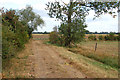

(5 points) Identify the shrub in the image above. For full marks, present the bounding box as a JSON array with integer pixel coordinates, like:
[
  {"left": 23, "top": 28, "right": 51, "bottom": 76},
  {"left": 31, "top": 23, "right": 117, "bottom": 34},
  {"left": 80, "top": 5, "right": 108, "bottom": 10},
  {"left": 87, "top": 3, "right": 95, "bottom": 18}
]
[
  {"left": 104, "top": 35, "right": 110, "bottom": 41},
  {"left": 113, "top": 36, "right": 118, "bottom": 41},
  {"left": 88, "top": 35, "right": 97, "bottom": 41},
  {"left": 49, "top": 31, "right": 66, "bottom": 46},
  {"left": 2, "top": 25, "right": 17, "bottom": 59},
  {"left": 109, "top": 32, "right": 115, "bottom": 41},
  {"left": 49, "top": 31, "right": 59, "bottom": 44},
  {"left": 104, "top": 33, "right": 117, "bottom": 41},
  {"left": 2, "top": 10, "right": 29, "bottom": 59},
  {"left": 117, "top": 33, "right": 120, "bottom": 41},
  {"left": 98, "top": 35, "right": 104, "bottom": 40}
]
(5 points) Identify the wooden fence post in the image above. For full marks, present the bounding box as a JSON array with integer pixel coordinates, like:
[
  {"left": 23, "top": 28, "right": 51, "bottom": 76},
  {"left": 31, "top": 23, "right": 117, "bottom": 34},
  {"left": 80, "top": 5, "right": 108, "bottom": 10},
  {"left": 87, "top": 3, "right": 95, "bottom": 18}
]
[{"left": 95, "top": 42, "right": 97, "bottom": 52}]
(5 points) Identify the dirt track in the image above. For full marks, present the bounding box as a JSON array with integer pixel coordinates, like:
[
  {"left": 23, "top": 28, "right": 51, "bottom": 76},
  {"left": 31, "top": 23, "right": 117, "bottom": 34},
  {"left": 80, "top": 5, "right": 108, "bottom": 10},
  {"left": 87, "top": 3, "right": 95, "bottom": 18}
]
[{"left": 31, "top": 39, "right": 85, "bottom": 78}]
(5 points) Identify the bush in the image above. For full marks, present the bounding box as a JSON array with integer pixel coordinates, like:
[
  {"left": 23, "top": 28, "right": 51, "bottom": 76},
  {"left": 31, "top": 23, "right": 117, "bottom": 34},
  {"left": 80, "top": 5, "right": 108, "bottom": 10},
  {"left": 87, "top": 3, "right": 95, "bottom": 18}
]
[
  {"left": 113, "top": 36, "right": 118, "bottom": 41},
  {"left": 98, "top": 35, "right": 104, "bottom": 40},
  {"left": 49, "top": 31, "right": 66, "bottom": 46},
  {"left": 49, "top": 31, "right": 59, "bottom": 44},
  {"left": 104, "top": 33, "right": 117, "bottom": 41},
  {"left": 117, "top": 33, "right": 120, "bottom": 41},
  {"left": 109, "top": 32, "right": 115, "bottom": 41},
  {"left": 104, "top": 35, "right": 110, "bottom": 41},
  {"left": 2, "top": 10, "right": 29, "bottom": 59},
  {"left": 88, "top": 35, "right": 97, "bottom": 41}
]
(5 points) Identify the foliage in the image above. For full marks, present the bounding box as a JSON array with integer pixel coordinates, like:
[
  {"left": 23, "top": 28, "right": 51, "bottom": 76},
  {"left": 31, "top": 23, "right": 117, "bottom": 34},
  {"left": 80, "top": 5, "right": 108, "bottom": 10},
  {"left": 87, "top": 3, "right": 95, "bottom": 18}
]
[
  {"left": 104, "top": 32, "right": 118, "bottom": 41},
  {"left": 2, "top": 9, "right": 29, "bottom": 59},
  {"left": 18, "top": 5, "right": 44, "bottom": 38},
  {"left": 2, "top": 6, "right": 44, "bottom": 59},
  {"left": 46, "top": 0, "right": 119, "bottom": 47},
  {"left": 98, "top": 35, "right": 104, "bottom": 40},
  {"left": 88, "top": 35, "right": 97, "bottom": 41},
  {"left": 104, "top": 35, "right": 110, "bottom": 41},
  {"left": 117, "top": 33, "right": 120, "bottom": 41},
  {"left": 49, "top": 31, "right": 66, "bottom": 46},
  {"left": 109, "top": 32, "right": 115, "bottom": 40},
  {"left": 49, "top": 31, "right": 59, "bottom": 44}
]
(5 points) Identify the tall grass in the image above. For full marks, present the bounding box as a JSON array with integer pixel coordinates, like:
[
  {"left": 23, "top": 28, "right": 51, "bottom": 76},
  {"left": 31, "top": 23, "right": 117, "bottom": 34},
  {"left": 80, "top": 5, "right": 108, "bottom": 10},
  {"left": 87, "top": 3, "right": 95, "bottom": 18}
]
[{"left": 68, "top": 41, "right": 118, "bottom": 69}]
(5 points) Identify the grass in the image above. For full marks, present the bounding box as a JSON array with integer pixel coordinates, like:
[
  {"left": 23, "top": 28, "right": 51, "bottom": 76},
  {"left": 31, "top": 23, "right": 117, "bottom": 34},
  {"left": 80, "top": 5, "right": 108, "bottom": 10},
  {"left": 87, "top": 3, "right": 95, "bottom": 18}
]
[
  {"left": 32, "top": 34, "right": 118, "bottom": 78},
  {"left": 2, "top": 40, "right": 35, "bottom": 78},
  {"left": 54, "top": 45, "right": 118, "bottom": 78},
  {"left": 33, "top": 38, "right": 48, "bottom": 40},
  {"left": 68, "top": 41, "right": 118, "bottom": 69},
  {"left": 43, "top": 34, "right": 118, "bottom": 69},
  {"left": 43, "top": 40, "right": 64, "bottom": 47}
]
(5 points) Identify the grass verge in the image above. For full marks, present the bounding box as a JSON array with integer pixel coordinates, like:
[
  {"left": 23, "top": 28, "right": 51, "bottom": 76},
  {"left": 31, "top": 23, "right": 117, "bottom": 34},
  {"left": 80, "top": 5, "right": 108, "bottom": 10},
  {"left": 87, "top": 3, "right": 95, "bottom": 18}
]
[{"left": 2, "top": 40, "right": 35, "bottom": 78}]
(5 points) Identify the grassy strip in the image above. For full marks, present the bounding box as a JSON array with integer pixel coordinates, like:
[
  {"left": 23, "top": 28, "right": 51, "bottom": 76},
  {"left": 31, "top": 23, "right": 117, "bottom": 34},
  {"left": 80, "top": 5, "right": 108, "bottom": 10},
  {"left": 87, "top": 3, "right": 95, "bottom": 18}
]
[
  {"left": 33, "top": 38, "right": 48, "bottom": 40},
  {"left": 58, "top": 47, "right": 118, "bottom": 78},
  {"left": 44, "top": 40, "right": 118, "bottom": 78},
  {"left": 2, "top": 40, "right": 35, "bottom": 78},
  {"left": 68, "top": 48, "right": 118, "bottom": 70},
  {"left": 44, "top": 40, "right": 118, "bottom": 69}
]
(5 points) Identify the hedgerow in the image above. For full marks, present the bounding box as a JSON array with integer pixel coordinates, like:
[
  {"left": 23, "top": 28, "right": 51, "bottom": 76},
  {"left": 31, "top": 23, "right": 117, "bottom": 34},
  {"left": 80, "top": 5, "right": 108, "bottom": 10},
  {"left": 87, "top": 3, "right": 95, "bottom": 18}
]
[{"left": 2, "top": 10, "right": 29, "bottom": 59}]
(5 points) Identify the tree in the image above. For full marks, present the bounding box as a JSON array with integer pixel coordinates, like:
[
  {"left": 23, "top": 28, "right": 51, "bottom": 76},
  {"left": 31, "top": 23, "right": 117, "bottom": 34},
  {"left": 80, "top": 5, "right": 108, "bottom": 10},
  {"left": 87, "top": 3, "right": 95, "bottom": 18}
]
[
  {"left": 18, "top": 5, "right": 44, "bottom": 38},
  {"left": 53, "top": 26, "right": 58, "bottom": 32},
  {"left": 46, "top": 0, "right": 119, "bottom": 47}
]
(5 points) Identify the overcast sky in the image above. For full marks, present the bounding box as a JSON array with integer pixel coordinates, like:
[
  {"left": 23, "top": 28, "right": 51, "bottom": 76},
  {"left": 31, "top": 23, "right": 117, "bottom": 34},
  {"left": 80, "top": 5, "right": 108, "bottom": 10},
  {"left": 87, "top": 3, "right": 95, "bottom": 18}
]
[{"left": 0, "top": 0, "right": 118, "bottom": 32}]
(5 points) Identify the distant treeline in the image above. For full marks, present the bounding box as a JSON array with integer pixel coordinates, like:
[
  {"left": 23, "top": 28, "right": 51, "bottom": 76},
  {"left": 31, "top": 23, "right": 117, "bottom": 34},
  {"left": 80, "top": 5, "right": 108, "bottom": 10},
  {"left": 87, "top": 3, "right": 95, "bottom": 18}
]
[
  {"left": 85, "top": 31, "right": 119, "bottom": 34},
  {"left": 32, "top": 31, "right": 50, "bottom": 34},
  {"left": 33, "top": 31, "right": 119, "bottom": 34}
]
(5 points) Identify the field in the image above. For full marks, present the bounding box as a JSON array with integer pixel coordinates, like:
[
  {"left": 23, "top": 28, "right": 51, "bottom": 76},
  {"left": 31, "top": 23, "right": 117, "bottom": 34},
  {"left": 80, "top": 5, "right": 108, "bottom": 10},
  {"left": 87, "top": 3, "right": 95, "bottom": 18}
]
[
  {"left": 85, "top": 34, "right": 118, "bottom": 40},
  {"left": 69, "top": 41, "right": 118, "bottom": 69},
  {"left": 3, "top": 34, "right": 118, "bottom": 78}
]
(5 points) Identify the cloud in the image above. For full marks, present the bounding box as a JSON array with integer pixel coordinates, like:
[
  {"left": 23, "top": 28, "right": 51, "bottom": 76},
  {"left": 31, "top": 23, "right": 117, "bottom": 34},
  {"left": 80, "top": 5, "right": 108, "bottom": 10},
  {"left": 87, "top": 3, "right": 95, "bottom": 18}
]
[{"left": 0, "top": 0, "right": 29, "bottom": 5}]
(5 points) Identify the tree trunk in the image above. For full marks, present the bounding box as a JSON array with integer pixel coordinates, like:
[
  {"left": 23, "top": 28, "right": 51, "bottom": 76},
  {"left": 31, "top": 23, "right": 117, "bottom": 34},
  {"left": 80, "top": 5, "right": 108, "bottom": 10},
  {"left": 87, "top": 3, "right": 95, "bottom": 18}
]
[{"left": 65, "top": 1, "right": 73, "bottom": 47}]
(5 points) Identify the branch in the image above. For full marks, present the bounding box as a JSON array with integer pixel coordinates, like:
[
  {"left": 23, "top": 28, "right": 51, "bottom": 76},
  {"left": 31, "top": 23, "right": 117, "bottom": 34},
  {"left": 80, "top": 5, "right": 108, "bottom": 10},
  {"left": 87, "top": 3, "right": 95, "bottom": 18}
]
[{"left": 60, "top": 0, "right": 68, "bottom": 5}]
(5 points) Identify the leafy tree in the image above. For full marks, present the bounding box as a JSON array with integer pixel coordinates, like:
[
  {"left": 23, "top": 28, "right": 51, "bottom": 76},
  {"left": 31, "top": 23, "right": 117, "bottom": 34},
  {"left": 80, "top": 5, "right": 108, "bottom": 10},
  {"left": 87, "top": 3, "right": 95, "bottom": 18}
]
[
  {"left": 46, "top": 0, "right": 119, "bottom": 47},
  {"left": 18, "top": 5, "right": 44, "bottom": 38}
]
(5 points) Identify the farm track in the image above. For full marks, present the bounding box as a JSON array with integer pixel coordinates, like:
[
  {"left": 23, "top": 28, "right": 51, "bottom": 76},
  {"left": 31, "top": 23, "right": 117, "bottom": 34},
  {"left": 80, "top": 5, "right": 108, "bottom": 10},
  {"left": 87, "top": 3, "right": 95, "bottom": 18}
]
[{"left": 31, "top": 39, "right": 85, "bottom": 78}]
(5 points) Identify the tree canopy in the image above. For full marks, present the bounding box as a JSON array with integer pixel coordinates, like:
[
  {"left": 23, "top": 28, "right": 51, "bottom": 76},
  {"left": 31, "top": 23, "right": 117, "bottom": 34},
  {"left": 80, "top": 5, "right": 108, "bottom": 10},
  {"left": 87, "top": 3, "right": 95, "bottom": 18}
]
[
  {"left": 46, "top": 0, "right": 119, "bottom": 47},
  {"left": 18, "top": 5, "right": 44, "bottom": 38}
]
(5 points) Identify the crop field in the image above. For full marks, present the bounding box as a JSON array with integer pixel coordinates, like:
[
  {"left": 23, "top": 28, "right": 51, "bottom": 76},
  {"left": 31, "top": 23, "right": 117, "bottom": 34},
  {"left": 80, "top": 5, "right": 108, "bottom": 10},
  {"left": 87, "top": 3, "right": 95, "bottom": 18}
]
[
  {"left": 69, "top": 41, "right": 118, "bottom": 69},
  {"left": 32, "top": 34, "right": 49, "bottom": 40},
  {"left": 85, "top": 34, "right": 118, "bottom": 40}
]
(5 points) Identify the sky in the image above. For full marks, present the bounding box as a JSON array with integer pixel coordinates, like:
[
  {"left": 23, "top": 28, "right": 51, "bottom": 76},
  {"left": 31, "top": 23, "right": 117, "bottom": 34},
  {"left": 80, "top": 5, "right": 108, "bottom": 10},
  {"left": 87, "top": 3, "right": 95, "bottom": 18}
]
[{"left": 0, "top": 0, "right": 118, "bottom": 32}]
